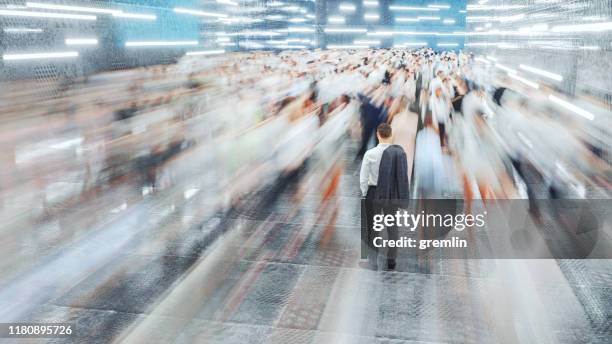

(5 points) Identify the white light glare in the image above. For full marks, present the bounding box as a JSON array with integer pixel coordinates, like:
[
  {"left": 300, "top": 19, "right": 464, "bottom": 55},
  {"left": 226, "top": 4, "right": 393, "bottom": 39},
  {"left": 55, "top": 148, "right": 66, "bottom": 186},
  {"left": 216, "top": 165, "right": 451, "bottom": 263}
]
[
  {"left": 217, "top": 0, "right": 239, "bottom": 6},
  {"left": 443, "top": 19, "right": 455, "bottom": 24},
  {"left": 0, "top": 9, "right": 96, "bottom": 20},
  {"left": 327, "top": 44, "right": 369, "bottom": 49},
  {"left": 396, "top": 17, "right": 419, "bottom": 22},
  {"left": 186, "top": 50, "right": 225, "bottom": 56},
  {"left": 364, "top": 13, "right": 380, "bottom": 20},
  {"left": 339, "top": 3, "right": 356, "bottom": 12},
  {"left": 438, "top": 43, "right": 458, "bottom": 47},
  {"left": 428, "top": 4, "right": 450, "bottom": 9},
  {"left": 328, "top": 16, "right": 345, "bottom": 23},
  {"left": 354, "top": 40, "right": 380, "bottom": 45},
  {"left": 125, "top": 41, "right": 199, "bottom": 47},
  {"left": 363, "top": 1, "right": 378, "bottom": 7},
  {"left": 3, "top": 51, "right": 79, "bottom": 61},
  {"left": 112, "top": 12, "right": 156, "bottom": 20},
  {"left": 174, "top": 8, "right": 228, "bottom": 18},
  {"left": 325, "top": 27, "right": 367, "bottom": 33},
  {"left": 65, "top": 38, "right": 98, "bottom": 45},
  {"left": 3, "top": 27, "right": 43, "bottom": 33},
  {"left": 389, "top": 6, "right": 439, "bottom": 11},
  {"left": 495, "top": 63, "right": 517, "bottom": 74},
  {"left": 26, "top": 2, "right": 119, "bottom": 14},
  {"left": 552, "top": 22, "right": 612, "bottom": 33},
  {"left": 417, "top": 16, "right": 440, "bottom": 20},
  {"left": 508, "top": 73, "right": 539, "bottom": 89},
  {"left": 519, "top": 64, "right": 563, "bottom": 81},
  {"left": 548, "top": 95, "right": 595, "bottom": 120}
]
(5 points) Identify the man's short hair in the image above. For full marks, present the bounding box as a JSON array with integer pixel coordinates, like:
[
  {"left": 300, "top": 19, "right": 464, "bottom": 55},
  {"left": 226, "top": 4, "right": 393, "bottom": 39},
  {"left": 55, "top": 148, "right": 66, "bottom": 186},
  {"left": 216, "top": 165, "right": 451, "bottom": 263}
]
[{"left": 377, "top": 123, "right": 392, "bottom": 139}]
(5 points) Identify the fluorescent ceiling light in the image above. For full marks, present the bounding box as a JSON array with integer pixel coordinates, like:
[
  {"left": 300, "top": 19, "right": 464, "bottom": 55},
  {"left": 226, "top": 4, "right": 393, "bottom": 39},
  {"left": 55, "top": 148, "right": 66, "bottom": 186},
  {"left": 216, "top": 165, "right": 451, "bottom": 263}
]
[
  {"left": 428, "top": 4, "right": 450, "bottom": 9},
  {"left": 217, "top": 0, "right": 238, "bottom": 6},
  {"left": 186, "top": 50, "right": 225, "bottom": 56},
  {"left": 0, "top": 9, "right": 96, "bottom": 20},
  {"left": 417, "top": 16, "right": 440, "bottom": 20},
  {"left": 267, "top": 1, "right": 285, "bottom": 7},
  {"left": 65, "top": 38, "right": 98, "bottom": 45},
  {"left": 551, "top": 22, "right": 612, "bottom": 33},
  {"left": 218, "top": 42, "right": 235, "bottom": 46},
  {"left": 328, "top": 16, "right": 345, "bottom": 23},
  {"left": 363, "top": 1, "right": 378, "bottom": 7},
  {"left": 519, "top": 64, "right": 563, "bottom": 81},
  {"left": 339, "top": 3, "right": 356, "bottom": 12},
  {"left": 495, "top": 63, "right": 517, "bottom": 74},
  {"left": 26, "top": 2, "right": 119, "bottom": 14},
  {"left": 396, "top": 17, "right": 419, "bottom": 22},
  {"left": 125, "top": 41, "right": 199, "bottom": 47},
  {"left": 364, "top": 13, "right": 379, "bottom": 20},
  {"left": 174, "top": 8, "right": 228, "bottom": 18},
  {"left": 287, "top": 27, "right": 315, "bottom": 32},
  {"left": 354, "top": 40, "right": 380, "bottom": 45},
  {"left": 216, "top": 37, "right": 230, "bottom": 42},
  {"left": 443, "top": 19, "right": 455, "bottom": 24},
  {"left": 508, "top": 73, "right": 539, "bottom": 89},
  {"left": 288, "top": 18, "right": 306, "bottom": 22},
  {"left": 3, "top": 51, "right": 79, "bottom": 61},
  {"left": 325, "top": 27, "right": 367, "bottom": 33},
  {"left": 438, "top": 43, "right": 458, "bottom": 47},
  {"left": 467, "top": 5, "right": 526, "bottom": 11},
  {"left": 548, "top": 95, "right": 595, "bottom": 120},
  {"left": 3, "top": 27, "right": 43, "bottom": 33},
  {"left": 112, "top": 12, "right": 156, "bottom": 20},
  {"left": 389, "top": 6, "right": 439, "bottom": 11}
]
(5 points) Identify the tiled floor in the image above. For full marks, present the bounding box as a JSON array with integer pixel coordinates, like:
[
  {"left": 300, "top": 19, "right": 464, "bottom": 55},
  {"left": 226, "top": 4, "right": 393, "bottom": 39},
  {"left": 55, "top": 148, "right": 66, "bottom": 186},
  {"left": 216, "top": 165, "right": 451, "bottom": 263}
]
[{"left": 0, "top": 146, "right": 610, "bottom": 344}]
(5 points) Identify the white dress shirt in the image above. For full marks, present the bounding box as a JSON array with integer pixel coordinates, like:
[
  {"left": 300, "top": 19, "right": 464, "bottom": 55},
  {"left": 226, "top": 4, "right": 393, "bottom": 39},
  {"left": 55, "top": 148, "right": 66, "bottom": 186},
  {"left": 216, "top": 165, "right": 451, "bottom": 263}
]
[{"left": 359, "top": 143, "right": 390, "bottom": 196}]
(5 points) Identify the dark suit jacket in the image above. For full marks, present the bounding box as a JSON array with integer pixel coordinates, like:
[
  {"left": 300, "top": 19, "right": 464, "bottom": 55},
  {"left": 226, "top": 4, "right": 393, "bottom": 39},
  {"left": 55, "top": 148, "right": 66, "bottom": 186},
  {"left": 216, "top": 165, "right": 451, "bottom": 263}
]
[{"left": 375, "top": 145, "right": 410, "bottom": 201}]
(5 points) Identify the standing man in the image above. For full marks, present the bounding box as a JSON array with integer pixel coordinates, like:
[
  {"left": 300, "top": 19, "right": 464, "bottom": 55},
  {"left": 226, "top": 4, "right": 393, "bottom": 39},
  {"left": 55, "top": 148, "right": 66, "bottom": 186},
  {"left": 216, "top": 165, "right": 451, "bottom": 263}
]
[{"left": 360, "top": 123, "right": 407, "bottom": 270}]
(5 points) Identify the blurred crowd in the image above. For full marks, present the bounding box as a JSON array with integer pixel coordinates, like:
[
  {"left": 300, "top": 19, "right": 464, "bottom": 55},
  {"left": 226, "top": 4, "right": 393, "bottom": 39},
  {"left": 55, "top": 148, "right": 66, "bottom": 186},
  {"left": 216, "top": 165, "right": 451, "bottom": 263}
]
[{"left": 0, "top": 47, "right": 610, "bottom": 221}]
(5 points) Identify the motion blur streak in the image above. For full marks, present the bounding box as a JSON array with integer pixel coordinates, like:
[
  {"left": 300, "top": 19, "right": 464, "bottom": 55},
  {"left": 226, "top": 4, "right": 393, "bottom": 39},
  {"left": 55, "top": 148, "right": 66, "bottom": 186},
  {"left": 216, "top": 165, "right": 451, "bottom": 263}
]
[{"left": 0, "top": 48, "right": 610, "bottom": 343}]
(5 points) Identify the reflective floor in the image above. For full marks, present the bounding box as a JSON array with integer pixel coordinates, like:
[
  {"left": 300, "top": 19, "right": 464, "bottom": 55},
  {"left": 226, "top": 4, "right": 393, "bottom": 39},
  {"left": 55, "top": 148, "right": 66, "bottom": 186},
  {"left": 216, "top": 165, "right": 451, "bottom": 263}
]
[{"left": 1, "top": 142, "right": 610, "bottom": 344}]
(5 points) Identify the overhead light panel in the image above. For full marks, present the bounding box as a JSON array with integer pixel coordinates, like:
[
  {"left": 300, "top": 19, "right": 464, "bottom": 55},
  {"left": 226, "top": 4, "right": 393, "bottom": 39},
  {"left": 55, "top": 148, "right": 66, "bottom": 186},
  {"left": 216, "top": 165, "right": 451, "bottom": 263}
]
[
  {"left": 339, "top": 3, "right": 356, "bottom": 12},
  {"left": 364, "top": 13, "right": 379, "bottom": 20},
  {"left": 112, "top": 12, "right": 156, "bottom": 20},
  {"left": 363, "top": 1, "right": 378, "bottom": 7},
  {"left": 417, "top": 16, "right": 440, "bottom": 20},
  {"left": 548, "top": 95, "right": 595, "bottom": 120},
  {"left": 519, "top": 64, "right": 563, "bottom": 81},
  {"left": 428, "top": 4, "right": 450, "bottom": 9},
  {"left": 0, "top": 9, "right": 96, "bottom": 20},
  {"left": 26, "top": 2, "right": 119, "bottom": 14},
  {"left": 508, "top": 73, "right": 539, "bottom": 89},
  {"left": 396, "top": 17, "right": 419, "bottom": 22},
  {"left": 125, "top": 41, "right": 199, "bottom": 47},
  {"left": 3, "top": 51, "right": 79, "bottom": 61},
  {"left": 3, "top": 27, "right": 43, "bottom": 33},
  {"left": 389, "top": 6, "right": 439, "bottom": 11},
  {"left": 174, "top": 8, "right": 228, "bottom": 18},
  {"left": 328, "top": 16, "right": 345, "bottom": 23},
  {"left": 551, "top": 22, "right": 612, "bottom": 33},
  {"left": 217, "top": 0, "right": 238, "bottom": 6},
  {"left": 443, "top": 19, "right": 455, "bottom": 24},
  {"left": 325, "top": 27, "right": 367, "bottom": 33}
]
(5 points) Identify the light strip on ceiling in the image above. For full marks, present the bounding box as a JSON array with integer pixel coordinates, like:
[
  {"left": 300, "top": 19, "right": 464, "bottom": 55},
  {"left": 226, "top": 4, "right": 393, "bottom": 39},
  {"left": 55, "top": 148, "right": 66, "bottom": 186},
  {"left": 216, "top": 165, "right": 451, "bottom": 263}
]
[
  {"left": 3, "top": 51, "right": 79, "bottom": 61},
  {"left": 25, "top": 2, "right": 119, "bottom": 14},
  {"left": 339, "top": 4, "right": 356, "bottom": 12},
  {"left": 389, "top": 6, "right": 439, "bottom": 11},
  {"left": 443, "top": 19, "right": 455, "bottom": 24},
  {"left": 396, "top": 17, "right": 419, "bottom": 22},
  {"left": 428, "top": 4, "right": 450, "bottom": 9},
  {"left": 174, "top": 8, "right": 228, "bottom": 18},
  {"left": 65, "top": 38, "right": 98, "bottom": 45},
  {"left": 363, "top": 1, "right": 378, "bottom": 7},
  {"left": 438, "top": 43, "right": 458, "bottom": 47},
  {"left": 508, "top": 73, "right": 539, "bottom": 89},
  {"left": 364, "top": 14, "right": 380, "bottom": 20},
  {"left": 217, "top": 0, "right": 238, "bottom": 6},
  {"left": 548, "top": 95, "right": 595, "bottom": 120},
  {"left": 417, "top": 16, "right": 440, "bottom": 20},
  {"left": 3, "top": 27, "right": 43, "bottom": 33},
  {"left": 551, "top": 21, "right": 612, "bottom": 33},
  {"left": 186, "top": 50, "right": 225, "bottom": 56},
  {"left": 112, "top": 12, "right": 156, "bottom": 20},
  {"left": 354, "top": 40, "right": 380, "bottom": 45},
  {"left": 495, "top": 63, "right": 517, "bottom": 74},
  {"left": 125, "top": 41, "right": 199, "bottom": 47},
  {"left": 325, "top": 28, "right": 367, "bottom": 33},
  {"left": 0, "top": 9, "right": 96, "bottom": 20},
  {"left": 328, "top": 16, "right": 345, "bottom": 23},
  {"left": 519, "top": 64, "right": 563, "bottom": 81}
]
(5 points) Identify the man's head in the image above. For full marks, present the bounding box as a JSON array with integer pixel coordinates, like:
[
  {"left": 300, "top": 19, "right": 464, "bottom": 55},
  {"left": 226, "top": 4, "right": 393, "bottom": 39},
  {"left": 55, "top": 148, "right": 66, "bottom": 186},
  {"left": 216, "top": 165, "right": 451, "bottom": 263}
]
[{"left": 376, "top": 123, "right": 393, "bottom": 143}]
